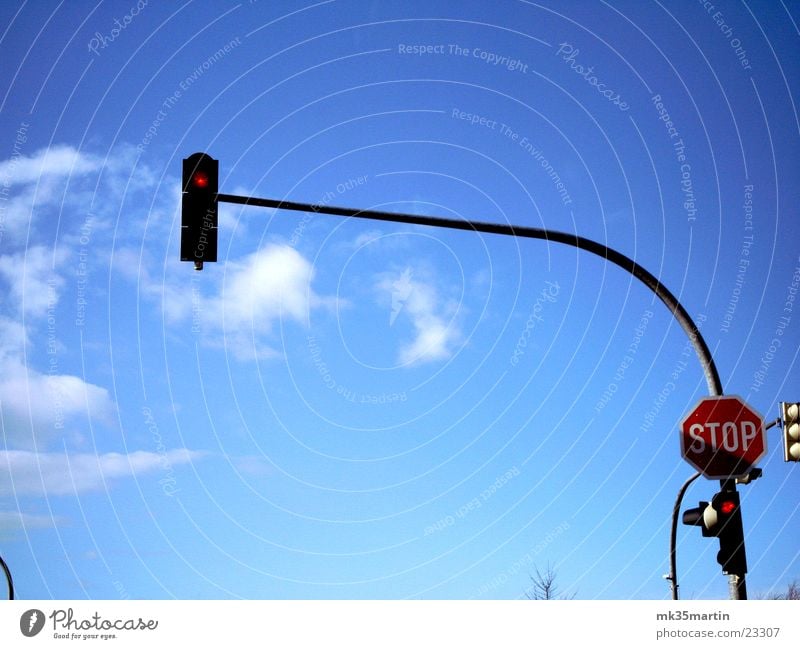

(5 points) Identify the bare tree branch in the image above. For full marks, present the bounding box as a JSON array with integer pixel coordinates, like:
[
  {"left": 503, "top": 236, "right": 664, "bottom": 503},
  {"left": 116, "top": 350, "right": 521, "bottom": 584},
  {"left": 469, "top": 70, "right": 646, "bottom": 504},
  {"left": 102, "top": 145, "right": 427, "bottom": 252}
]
[{"left": 524, "top": 564, "right": 575, "bottom": 600}]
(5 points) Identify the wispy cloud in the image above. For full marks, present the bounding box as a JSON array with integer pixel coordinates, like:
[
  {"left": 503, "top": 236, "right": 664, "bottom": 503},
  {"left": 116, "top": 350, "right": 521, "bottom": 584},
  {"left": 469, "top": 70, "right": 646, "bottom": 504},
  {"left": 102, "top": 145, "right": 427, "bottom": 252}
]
[
  {"left": 0, "top": 362, "right": 115, "bottom": 445},
  {"left": 0, "top": 144, "right": 102, "bottom": 185},
  {"left": 0, "top": 449, "right": 205, "bottom": 497},
  {"left": 231, "top": 454, "right": 274, "bottom": 477},
  {"left": 0, "top": 143, "right": 159, "bottom": 247},
  {"left": 377, "top": 267, "right": 462, "bottom": 366},
  {"left": 0, "top": 245, "right": 64, "bottom": 318},
  {"left": 0, "top": 510, "right": 67, "bottom": 535},
  {"left": 351, "top": 229, "right": 384, "bottom": 249},
  {"left": 0, "top": 211, "right": 109, "bottom": 449},
  {"left": 130, "top": 243, "right": 340, "bottom": 362}
]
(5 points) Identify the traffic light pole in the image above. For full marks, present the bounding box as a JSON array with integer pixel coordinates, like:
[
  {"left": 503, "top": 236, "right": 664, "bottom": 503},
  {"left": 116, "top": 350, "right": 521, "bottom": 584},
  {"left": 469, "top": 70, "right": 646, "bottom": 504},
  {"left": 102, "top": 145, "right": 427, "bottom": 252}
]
[
  {"left": 211, "top": 187, "right": 737, "bottom": 597},
  {"left": 216, "top": 192, "right": 724, "bottom": 397},
  {"left": 721, "top": 479, "right": 747, "bottom": 601},
  {"left": 668, "top": 471, "right": 701, "bottom": 599},
  {"left": 0, "top": 552, "right": 13, "bottom": 600}
]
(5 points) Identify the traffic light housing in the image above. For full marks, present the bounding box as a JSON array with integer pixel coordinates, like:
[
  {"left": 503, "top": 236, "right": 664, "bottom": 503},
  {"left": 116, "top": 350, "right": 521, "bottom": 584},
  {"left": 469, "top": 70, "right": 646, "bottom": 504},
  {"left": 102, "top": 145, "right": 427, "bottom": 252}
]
[
  {"left": 781, "top": 402, "right": 800, "bottom": 462},
  {"left": 710, "top": 491, "right": 747, "bottom": 576},
  {"left": 181, "top": 152, "right": 218, "bottom": 270},
  {"left": 682, "top": 500, "right": 714, "bottom": 537},
  {"left": 683, "top": 490, "right": 747, "bottom": 576}
]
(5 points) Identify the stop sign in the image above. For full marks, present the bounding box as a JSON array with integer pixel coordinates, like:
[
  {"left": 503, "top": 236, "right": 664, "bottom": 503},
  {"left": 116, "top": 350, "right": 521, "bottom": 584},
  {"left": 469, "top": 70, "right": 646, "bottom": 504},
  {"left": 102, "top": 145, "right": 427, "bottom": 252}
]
[{"left": 680, "top": 395, "right": 766, "bottom": 479}]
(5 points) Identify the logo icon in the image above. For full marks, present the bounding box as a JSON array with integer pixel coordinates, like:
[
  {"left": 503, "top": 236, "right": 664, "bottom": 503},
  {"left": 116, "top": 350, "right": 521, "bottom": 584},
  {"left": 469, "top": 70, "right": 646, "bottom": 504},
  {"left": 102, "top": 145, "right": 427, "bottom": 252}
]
[
  {"left": 20, "top": 609, "right": 45, "bottom": 637},
  {"left": 390, "top": 267, "right": 414, "bottom": 326}
]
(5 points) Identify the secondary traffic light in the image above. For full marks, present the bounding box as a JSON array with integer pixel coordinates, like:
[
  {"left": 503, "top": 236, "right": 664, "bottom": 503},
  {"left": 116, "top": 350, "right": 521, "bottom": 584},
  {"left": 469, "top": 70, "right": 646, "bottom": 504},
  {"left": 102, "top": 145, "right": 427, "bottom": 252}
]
[
  {"left": 781, "top": 402, "right": 800, "bottom": 462},
  {"left": 181, "top": 152, "right": 218, "bottom": 270},
  {"left": 683, "top": 490, "right": 747, "bottom": 576}
]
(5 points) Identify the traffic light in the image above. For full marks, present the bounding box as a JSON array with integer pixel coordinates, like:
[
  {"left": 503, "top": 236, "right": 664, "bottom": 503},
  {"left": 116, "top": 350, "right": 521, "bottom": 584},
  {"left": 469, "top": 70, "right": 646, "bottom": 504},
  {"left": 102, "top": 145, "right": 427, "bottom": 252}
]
[
  {"left": 181, "top": 152, "right": 218, "bottom": 270},
  {"left": 781, "top": 402, "right": 800, "bottom": 462},
  {"left": 683, "top": 490, "right": 747, "bottom": 576},
  {"left": 710, "top": 491, "right": 747, "bottom": 576},
  {"left": 682, "top": 500, "right": 714, "bottom": 537}
]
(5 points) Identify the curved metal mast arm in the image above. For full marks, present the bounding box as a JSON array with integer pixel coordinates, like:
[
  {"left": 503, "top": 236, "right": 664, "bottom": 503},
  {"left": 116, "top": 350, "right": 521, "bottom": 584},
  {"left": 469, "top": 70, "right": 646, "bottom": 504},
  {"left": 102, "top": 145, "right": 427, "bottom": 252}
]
[{"left": 217, "top": 193, "right": 723, "bottom": 396}]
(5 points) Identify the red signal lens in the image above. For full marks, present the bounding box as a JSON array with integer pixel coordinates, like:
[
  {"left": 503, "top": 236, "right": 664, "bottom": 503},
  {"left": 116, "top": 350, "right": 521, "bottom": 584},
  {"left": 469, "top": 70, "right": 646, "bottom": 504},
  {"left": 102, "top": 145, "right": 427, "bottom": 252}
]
[
  {"left": 192, "top": 171, "right": 209, "bottom": 188},
  {"left": 720, "top": 500, "right": 736, "bottom": 515}
]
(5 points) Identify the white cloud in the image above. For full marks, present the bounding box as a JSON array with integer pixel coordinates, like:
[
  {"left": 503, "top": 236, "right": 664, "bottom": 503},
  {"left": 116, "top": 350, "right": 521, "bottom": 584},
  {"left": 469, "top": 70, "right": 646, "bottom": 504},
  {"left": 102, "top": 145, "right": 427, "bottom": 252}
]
[
  {"left": 0, "top": 510, "right": 66, "bottom": 534},
  {"left": 0, "top": 315, "right": 27, "bottom": 362},
  {"left": 206, "top": 244, "right": 337, "bottom": 361},
  {"left": 0, "top": 449, "right": 205, "bottom": 497},
  {"left": 216, "top": 244, "right": 326, "bottom": 325},
  {"left": 0, "top": 245, "right": 64, "bottom": 318},
  {"left": 0, "top": 143, "right": 161, "bottom": 247},
  {"left": 398, "top": 319, "right": 454, "bottom": 364},
  {"left": 0, "top": 232, "right": 114, "bottom": 451},
  {"left": 351, "top": 230, "right": 384, "bottom": 249},
  {"left": 0, "top": 145, "right": 171, "bottom": 450},
  {"left": 0, "top": 317, "right": 115, "bottom": 449},
  {"left": 132, "top": 243, "right": 337, "bottom": 362},
  {"left": 0, "top": 179, "right": 59, "bottom": 239},
  {"left": 231, "top": 455, "right": 274, "bottom": 477},
  {"left": 0, "top": 365, "right": 112, "bottom": 423},
  {"left": 0, "top": 144, "right": 101, "bottom": 185},
  {"left": 120, "top": 243, "right": 340, "bottom": 361},
  {"left": 377, "top": 268, "right": 462, "bottom": 366}
]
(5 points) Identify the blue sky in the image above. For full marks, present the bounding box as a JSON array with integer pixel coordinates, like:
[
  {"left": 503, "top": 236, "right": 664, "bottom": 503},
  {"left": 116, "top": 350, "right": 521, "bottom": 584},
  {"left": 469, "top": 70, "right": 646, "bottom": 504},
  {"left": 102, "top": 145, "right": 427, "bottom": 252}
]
[{"left": 0, "top": 0, "right": 798, "bottom": 600}]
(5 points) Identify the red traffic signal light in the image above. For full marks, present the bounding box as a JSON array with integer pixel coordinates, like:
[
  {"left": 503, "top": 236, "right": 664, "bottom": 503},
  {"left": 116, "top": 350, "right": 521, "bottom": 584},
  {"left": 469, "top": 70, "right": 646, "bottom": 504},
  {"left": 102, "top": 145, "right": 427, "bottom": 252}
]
[
  {"left": 181, "top": 153, "right": 218, "bottom": 270},
  {"left": 191, "top": 170, "right": 210, "bottom": 189}
]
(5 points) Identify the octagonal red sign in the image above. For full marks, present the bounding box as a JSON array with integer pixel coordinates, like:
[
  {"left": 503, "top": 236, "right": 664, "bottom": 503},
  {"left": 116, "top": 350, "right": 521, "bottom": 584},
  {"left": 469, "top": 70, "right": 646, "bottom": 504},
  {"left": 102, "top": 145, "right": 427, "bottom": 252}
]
[{"left": 680, "top": 395, "right": 766, "bottom": 479}]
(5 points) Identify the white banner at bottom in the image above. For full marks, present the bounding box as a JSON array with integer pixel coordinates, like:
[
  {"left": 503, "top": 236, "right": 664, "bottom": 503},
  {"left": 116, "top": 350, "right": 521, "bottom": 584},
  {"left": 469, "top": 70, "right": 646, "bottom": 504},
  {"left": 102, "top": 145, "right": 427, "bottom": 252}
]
[{"left": 1, "top": 600, "right": 797, "bottom": 648}]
